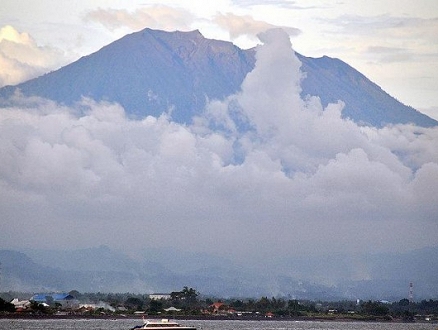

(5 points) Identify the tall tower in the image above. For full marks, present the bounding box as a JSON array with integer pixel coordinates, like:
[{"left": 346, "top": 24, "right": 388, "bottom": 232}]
[{"left": 408, "top": 282, "right": 414, "bottom": 303}]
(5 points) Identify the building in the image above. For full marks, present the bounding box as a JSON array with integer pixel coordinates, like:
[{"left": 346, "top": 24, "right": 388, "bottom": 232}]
[
  {"left": 164, "top": 306, "right": 181, "bottom": 312},
  {"left": 31, "top": 293, "right": 78, "bottom": 309},
  {"left": 10, "top": 298, "right": 31, "bottom": 311},
  {"left": 149, "top": 293, "right": 171, "bottom": 300}
]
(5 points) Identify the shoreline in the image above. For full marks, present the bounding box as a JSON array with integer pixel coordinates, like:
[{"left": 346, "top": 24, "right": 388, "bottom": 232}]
[{"left": 0, "top": 313, "right": 426, "bottom": 323}]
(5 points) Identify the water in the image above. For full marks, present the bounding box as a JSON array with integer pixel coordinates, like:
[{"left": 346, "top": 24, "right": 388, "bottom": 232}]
[{"left": 0, "top": 319, "right": 436, "bottom": 330}]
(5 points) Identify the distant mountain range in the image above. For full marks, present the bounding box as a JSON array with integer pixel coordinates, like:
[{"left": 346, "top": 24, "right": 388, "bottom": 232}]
[
  {"left": 0, "top": 28, "right": 436, "bottom": 128},
  {"left": 1, "top": 246, "right": 438, "bottom": 301}
]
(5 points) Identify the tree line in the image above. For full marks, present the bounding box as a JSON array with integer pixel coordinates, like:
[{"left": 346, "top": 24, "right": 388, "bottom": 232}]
[{"left": 2, "top": 288, "right": 438, "bottom": 320}]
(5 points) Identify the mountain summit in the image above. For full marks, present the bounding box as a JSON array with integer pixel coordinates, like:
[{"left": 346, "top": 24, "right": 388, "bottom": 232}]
[{"left": 0, "top": 27, "right": 436, "bottom": 127}]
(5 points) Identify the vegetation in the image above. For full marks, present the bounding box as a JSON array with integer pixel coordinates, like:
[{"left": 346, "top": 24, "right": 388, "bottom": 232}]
[
  {"left": 0, "top": 297, "right": 15, "bottom": 313},
  {"left": 1, "top": 288, "right": 438, "bottom": 322}
]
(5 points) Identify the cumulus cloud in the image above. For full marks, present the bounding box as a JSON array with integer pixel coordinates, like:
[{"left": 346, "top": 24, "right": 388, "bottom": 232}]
[
  {"left": 214, "top": 12, "right": 301, "bottom": 41},
  {"left": 84, "top": 5, "right": 196, "bottom": 32},
  {"left": 0, "top": 29, "right": 437, "bottom": 262},
  {"left": 0, "top": 25, "right": 67, "bottom": 87}
]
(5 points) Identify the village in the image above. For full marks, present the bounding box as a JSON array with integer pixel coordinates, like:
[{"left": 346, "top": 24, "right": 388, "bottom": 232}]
[{"left": 1, "top": 287, "right": 438, "bottom": 323}]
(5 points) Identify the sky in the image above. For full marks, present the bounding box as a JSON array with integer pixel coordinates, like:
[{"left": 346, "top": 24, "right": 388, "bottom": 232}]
[{"left": 0, "top": 1, "right": 438, "bottom": 265}]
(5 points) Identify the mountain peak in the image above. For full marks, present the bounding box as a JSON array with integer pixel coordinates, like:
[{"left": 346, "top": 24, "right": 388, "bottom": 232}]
[
  {"left": 0, "top": 27, "right": 436, "bottom": 127},
  {"left": 138, "top": 27, "right": 206, "bottom": 46}
]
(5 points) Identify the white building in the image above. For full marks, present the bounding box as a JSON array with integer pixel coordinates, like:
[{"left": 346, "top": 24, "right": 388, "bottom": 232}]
[
  {"left": 149, "top": 293, "right": 171, "bottom": 300},
  {"left": 10, "top": 298, "right": 31, "bottom": 310}
]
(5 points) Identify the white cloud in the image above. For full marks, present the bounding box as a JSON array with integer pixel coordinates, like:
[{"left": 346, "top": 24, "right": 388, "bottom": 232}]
[
  {"left": 213, "top": 12, "right": 301, "bottom": 41},
  {"left": 84, "top": 5, "right": 196, "bottom": 32},
  {"left": 0, "top": 29, "right": 437, "bottom": 260},
  {"left": 0, "top": 25, "right": 68, "bottom": 87},
  {"left": 83, "top": 6, "right": 301, "bottom": 50}
]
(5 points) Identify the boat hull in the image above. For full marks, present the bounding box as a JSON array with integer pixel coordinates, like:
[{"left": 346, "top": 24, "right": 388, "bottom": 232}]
[
  {"left": 138, "top": 327, "right": 196, "bottom": 330},
  {"left": 131, "top": 319, "right": 196, "bottom": 330}
]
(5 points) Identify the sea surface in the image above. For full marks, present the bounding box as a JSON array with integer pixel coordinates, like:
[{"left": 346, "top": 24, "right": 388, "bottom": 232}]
[{"left": 0, "top": 319, "right": 436, "bottom": 330}]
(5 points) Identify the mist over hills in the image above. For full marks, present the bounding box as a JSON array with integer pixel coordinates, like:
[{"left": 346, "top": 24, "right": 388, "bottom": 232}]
[
  {"left": 1, "top": 246, "right": 438, "bottom": 301},
  {"left": 0, "top": 28, "right": 435, "bottom": 127}
]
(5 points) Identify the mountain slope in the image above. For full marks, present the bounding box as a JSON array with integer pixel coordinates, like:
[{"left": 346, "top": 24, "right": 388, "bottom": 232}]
[
  {"left": 0, "top": 29, "right": 253, "bottom": 123},
  {"left": 0, "top": 28, "right": 435, "bottom": 127},
  {"left": 297, "top": 54, "right": 435, "bottom": 127}
]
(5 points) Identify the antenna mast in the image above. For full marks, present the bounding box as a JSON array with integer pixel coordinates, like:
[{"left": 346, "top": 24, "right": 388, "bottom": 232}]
[{"left": 408, "top": 282, "right": 414, "bottom": 303}]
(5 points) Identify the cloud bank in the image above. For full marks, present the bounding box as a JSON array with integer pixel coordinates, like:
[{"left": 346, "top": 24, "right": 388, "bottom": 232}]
[{"left": 0, "top": 29, "right": 437, "bottom": 262}]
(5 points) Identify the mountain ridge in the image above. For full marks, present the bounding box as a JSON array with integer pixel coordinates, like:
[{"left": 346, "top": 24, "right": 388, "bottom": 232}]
[
  {"left": 1, "top": 246, "right": 438, "bottom": 300},
  {"left": 0, "top": 27, "right": 435, "bottom": 128}
]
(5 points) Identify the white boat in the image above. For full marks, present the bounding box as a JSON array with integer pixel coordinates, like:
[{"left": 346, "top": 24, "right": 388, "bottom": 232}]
[{"left": 130, "top": 319, "right": 196, "bottom": 330}]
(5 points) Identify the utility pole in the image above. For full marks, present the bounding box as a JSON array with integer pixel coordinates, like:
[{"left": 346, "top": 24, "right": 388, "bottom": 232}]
[{"left": 408, "top": 282, "right": 414, "bottom": 303}]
